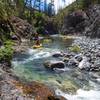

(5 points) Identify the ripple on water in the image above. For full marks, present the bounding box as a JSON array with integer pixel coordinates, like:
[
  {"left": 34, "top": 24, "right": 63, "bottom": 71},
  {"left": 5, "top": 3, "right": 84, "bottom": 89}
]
[
  {"left": 12, "top": 36, "right": 100, "bottom": 100},
  {"left": 55, "top": 80, "right": 100, "bottom": 100}
]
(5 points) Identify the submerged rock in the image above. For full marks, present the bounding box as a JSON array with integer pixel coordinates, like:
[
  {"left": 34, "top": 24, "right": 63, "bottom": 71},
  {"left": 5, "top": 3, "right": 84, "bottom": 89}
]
[
  {"left": 44, "top": 61, "right": 65, "bottom": 70},
  {"left": 59, "top": 80, "right": 78, "bottom": 93},
  {"left": 14, "top": 81, "right": 66, "bottom": 100},
  {"left": 21, "top": 81, "right": 54, "bottom": 100}
]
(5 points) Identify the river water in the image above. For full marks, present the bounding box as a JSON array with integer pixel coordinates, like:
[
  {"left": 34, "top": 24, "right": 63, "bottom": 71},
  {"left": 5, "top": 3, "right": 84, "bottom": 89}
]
[{"left": 12, "top": 35, "right": 100, "bottom": 100}]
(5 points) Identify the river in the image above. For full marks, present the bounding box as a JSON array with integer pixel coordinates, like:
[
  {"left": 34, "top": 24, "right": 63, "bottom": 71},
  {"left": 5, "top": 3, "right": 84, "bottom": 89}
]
[{"left": 12, "top": 35, "right": 100, "bottom": 100}]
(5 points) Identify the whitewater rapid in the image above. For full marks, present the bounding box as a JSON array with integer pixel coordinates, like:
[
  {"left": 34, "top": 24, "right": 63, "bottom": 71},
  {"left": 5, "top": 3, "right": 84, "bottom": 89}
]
[{"left": 56, "top": 80, "right": 100, "bottom": 100}]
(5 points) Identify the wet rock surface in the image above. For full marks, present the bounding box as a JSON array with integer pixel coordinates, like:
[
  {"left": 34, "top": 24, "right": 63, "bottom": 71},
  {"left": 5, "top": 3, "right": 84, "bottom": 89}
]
[
  {"left": 43, "top": 36, "right": 100, "bottom": 74},
  {"left": 44, "top": 61, "right": 65, "bottom": 70},
  {"left": 0, "top": 70, "right": 34, "bottom": 100},
  {"left": 1, "top": 35, "right": 100, "bottom": 100},
  {"left": 73, "top": 37, "right": 100, "bottom": 72},
  {"left": 0, "top": 68, "right": 66, "bottom": 100},
  {"left": 52, "top": 52, "right": 63, "bottom": 58}
]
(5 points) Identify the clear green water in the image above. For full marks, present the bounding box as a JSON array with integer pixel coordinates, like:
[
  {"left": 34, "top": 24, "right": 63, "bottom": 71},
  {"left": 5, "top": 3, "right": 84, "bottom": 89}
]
[
  {"left": 12, "top": 35, "right": 74, "bottom": 82},
  {"left": 12, "top": 35, "right": 100, "bottom": 100}
]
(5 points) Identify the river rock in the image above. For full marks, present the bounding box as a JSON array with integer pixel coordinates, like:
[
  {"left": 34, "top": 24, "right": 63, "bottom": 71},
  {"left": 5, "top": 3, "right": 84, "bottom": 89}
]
[
  {"left": 78, "top": 57, "right": 91, "bottom": 71},
  {"left": 44, "top": 61, "right": 65, "bottom": 70},
  {"left": 74, "top": 54, "right": 83, "bottom": 62},
  {"left": 68, "top": 59, "right": 78, "bottom": 67},
  {"left": 90, "top": 61, "right": 100, "bottom": 72},
  {"left": 59, "top": 80, "right": 78, "bottom": 93},
  {"left": 52, "top": 52, "right": 63, "bottom": 57}
]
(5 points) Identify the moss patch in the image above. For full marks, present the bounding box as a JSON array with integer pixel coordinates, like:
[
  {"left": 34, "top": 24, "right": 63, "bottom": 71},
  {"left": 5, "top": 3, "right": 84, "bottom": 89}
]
[{"left": 69, "top": 45, "right": 81, "bottom": 53}]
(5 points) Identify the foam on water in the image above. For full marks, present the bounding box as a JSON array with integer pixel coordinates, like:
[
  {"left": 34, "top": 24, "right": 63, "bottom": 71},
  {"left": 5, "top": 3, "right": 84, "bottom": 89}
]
[
  {"left": 56, "top": 89, "right": 100, "bottom": 100},
  {"left": 12, "top": 48, "right": 61, "bottom": 64},
  {"left": 56, "top": 80, "right": 100, "bottom": 100}
]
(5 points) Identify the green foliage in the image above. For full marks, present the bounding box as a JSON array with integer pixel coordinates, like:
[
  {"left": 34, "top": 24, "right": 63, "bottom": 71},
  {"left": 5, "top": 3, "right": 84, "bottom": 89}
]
[
  {"left": 69, "top": 45, "right": 81, "bottom": 53},
  {"left": 53, "top": 0, "right": 100, "bottom": 34},
  {"left": 0, "top": 0, "right": 16, "bottom": 20},
  {"left": 33, "top": 11, "right": 49, "bottom": 34},
  {"left": 0, "top": 40, "right": 14, "bottom": 61}
]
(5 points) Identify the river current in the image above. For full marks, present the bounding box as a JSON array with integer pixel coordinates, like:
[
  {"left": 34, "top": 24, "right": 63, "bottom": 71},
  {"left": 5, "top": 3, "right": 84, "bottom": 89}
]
[{"left": 12, "top": 35, "right": 100, "bottom": 100}]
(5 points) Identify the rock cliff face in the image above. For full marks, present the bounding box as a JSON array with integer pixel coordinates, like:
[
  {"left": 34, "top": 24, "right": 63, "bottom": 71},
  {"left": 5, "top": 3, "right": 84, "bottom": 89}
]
[
  {"left": 62, "top": 10, "right": 88, "bottom": 34},
  {"left": 84, "top": 4, "right": 100, "bottom": 38},
  {"left": 0, "top": 16, "right": 35, "bottom": 45},
  {"left": 10, "top": 16, "right": 35, "bottom": 39},
  {"left": 62, "top": 4, "right": 100, "bottom": 38}
]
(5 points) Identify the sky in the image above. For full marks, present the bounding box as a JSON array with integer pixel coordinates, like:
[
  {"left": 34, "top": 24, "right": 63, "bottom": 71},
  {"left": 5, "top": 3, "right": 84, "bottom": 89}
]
[
  {"left": 47, "top": 0, "right": 76, "bottom": 13},
  {"left": 27, "top": 0, "right": 76, "bottom": 13}
]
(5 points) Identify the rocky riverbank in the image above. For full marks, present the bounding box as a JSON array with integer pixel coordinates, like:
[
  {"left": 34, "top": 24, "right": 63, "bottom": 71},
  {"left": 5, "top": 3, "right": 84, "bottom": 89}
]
[
  {"left": 43, "top": 36, "right": 100, "bottom": 85},
  {"left": 61, "top": 4, "right": 100, "bottom": 38},
  {"left": 0, "top": 63, "right": 66, "bottom": 100},
  {"left": 0, "top": 38, "right": 68, "bottom": 100}
]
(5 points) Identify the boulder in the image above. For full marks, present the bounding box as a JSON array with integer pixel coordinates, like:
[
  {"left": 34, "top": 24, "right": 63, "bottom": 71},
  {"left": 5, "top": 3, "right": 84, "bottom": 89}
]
[
  {"left": 90, "top": 61, "right": 100, "bottom": 72},
  {"left": 68, "top": 59, "right": 78, "bottom": 67},
  {"left": 44, "top": 61, "right": 65, "bottom": 70},
  {"left": 52, "top": 52, "right": 63, "bottom": 57},
  {"left": 67, "top": 55, "right": 83, "bottom": 67},
  {"left": 78, "top": 57, "right": 91, "bottom": 71},
  {"left": 74, "top": 55, "right": 83, "bottom": 62}
]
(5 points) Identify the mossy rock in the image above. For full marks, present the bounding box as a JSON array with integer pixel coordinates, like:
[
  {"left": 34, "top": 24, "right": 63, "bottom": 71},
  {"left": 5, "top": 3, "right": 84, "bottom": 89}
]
[
  {"left": 69, "top": 45, "right": 81, "bottom": 53},
  {"left": 60, "top": 80, "right": 79, "bottom": 94}
]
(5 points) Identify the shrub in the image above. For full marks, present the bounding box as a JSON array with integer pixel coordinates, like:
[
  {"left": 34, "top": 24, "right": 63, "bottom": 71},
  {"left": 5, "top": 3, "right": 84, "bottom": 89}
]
[{"left": 0, "top": 40, "right": 14, "bottom": 62}]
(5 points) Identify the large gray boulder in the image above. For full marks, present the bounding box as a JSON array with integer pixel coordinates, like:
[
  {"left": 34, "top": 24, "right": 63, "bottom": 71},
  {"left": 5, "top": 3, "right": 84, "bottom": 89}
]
[{"left": 44, "top": 61, "right": 65, "bottom": 70}]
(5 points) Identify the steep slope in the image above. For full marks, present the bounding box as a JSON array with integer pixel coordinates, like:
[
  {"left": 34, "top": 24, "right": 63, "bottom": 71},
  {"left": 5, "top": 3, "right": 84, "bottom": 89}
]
[{"left": 54, "top": 0, "right": 100, "bottom": 38}]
